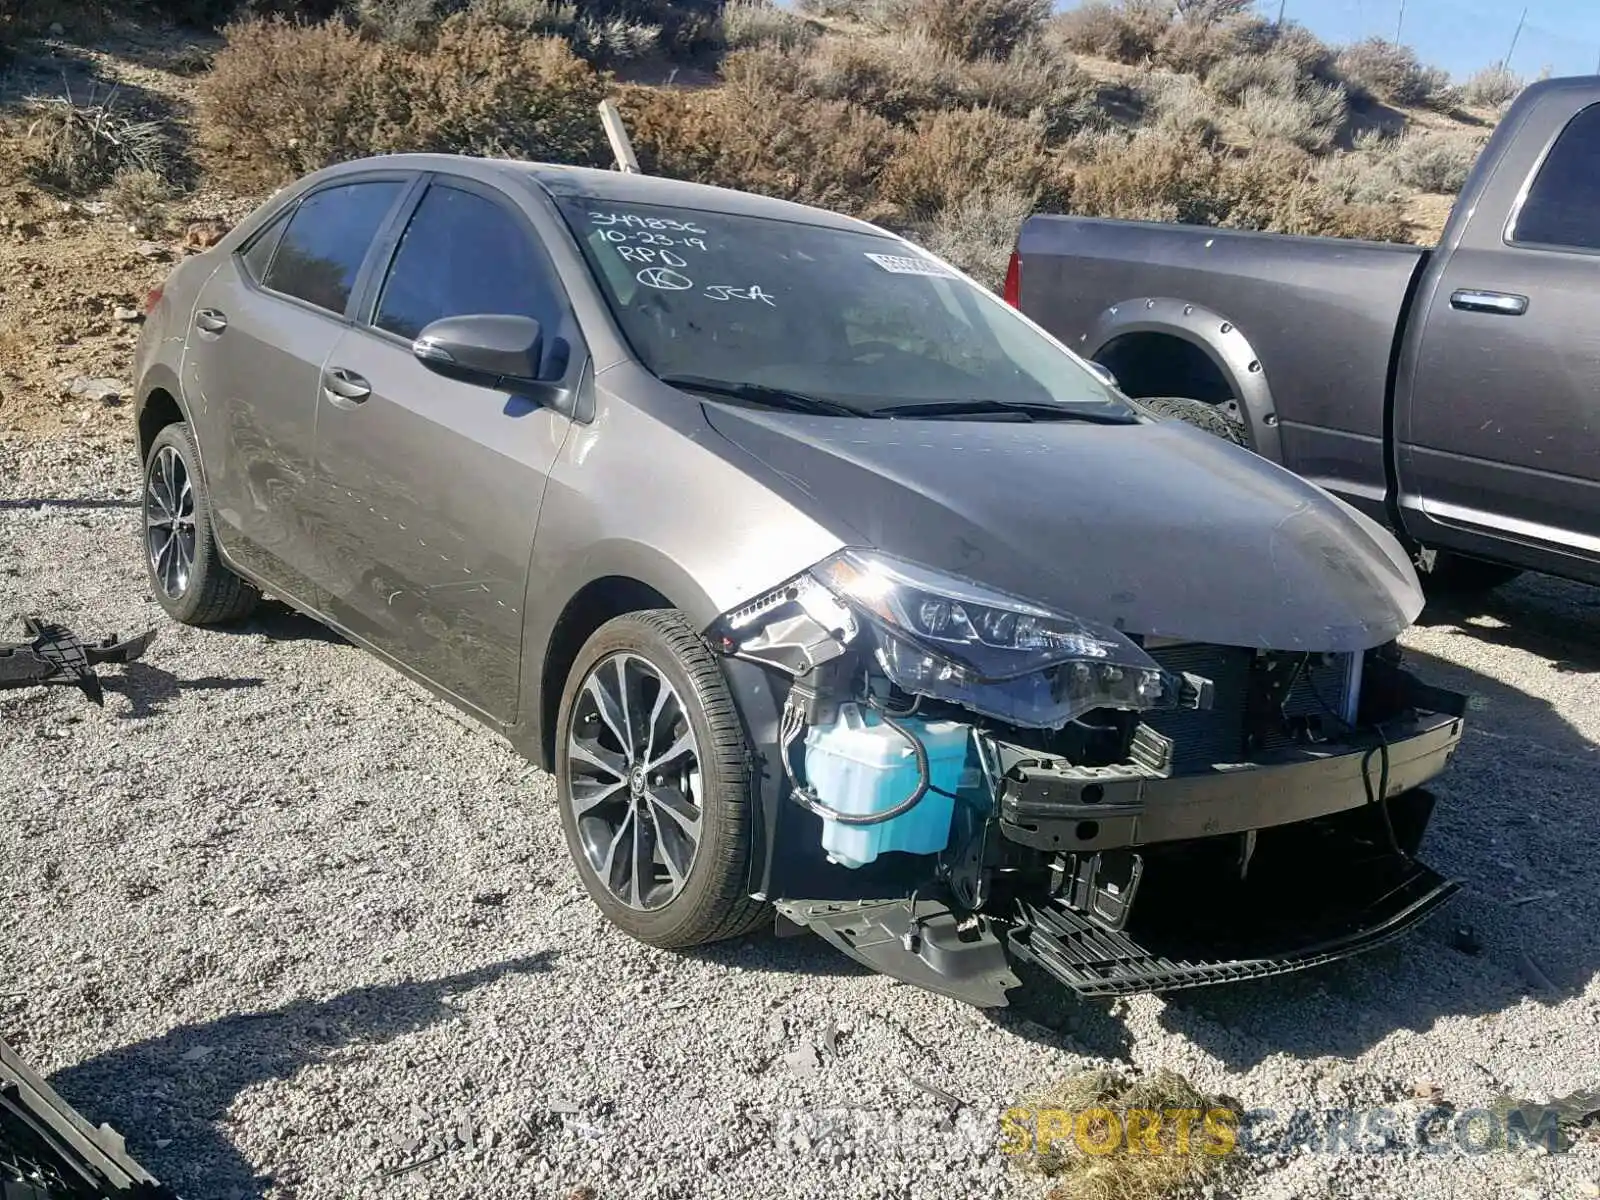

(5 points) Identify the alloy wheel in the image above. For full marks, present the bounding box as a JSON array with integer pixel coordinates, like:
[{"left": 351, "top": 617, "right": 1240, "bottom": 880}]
[
  {"left": 145, "top": 445, "right": 196, "bottom": 599},
  {"left": 566, "top": 652, "right": 704, "bottom": 911}
]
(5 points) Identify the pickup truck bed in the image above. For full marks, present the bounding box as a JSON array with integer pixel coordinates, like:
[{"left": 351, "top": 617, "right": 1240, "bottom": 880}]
[{"left": 1014, "top": 75, "right": 1600, "bottom": 591}]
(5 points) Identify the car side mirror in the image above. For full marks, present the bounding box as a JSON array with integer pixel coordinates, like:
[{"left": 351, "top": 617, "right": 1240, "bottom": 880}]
[
  {"left": 412, "top": 314, "right": 546, "bottom": 389},
  {"left": 1085, "top": 360, "right": 1119, "bottom": 390}
]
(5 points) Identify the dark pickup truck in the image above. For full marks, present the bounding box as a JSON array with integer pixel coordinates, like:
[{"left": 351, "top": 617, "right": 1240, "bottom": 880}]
[{"left": 1008, "top": 75, "right": 1600, "bottom": 594}]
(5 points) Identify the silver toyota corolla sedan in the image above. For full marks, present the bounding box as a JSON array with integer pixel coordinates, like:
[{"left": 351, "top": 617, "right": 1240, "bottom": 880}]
[{"left": 133, "top": 155, "right": 1467, "bottom": 1006}]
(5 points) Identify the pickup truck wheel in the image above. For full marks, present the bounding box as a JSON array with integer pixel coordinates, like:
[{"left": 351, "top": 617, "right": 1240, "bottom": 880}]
[
  {"left": 1132, "top": 395, "right": 1249, "bottom": 448},
  {"left": 1422, "top": 553, "right": 1523, "bottom": 596},
  {"left": 555, "top": 609, "right": 769, "bottom": 949},
  {"left": 142, "top": 423, "right": 260, "bottom": 625}
]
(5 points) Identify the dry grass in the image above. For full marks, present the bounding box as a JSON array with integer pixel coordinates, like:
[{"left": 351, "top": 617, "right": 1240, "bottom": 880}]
[
  {"left": 105, "top": 167, "right": 172, "bottom": 235},
  {"left": 1012, "top": 1067, "right": 1238, "bottom": 1200}
]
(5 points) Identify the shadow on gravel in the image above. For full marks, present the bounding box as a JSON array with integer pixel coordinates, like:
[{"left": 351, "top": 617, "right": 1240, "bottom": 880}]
[
  {"left": 100, "top": 661, "right": 264, "bottom": 719},
  {"left": 225, "top": 600, "right": 347, "bottom": 646},
  {"left": 46, "top": 953, "right": 556, "bottom": 1200},
  {"left": 1415, "top": 573, "right": 1600, "bottom": 674},
  {"left": 688, "top": 929, "right": 878, "bottom": 980}
]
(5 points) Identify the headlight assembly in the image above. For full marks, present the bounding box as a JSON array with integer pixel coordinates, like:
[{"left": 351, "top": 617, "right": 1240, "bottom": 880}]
[{"left": 811, "top": 549, "right": 1184, "bottom": 728}]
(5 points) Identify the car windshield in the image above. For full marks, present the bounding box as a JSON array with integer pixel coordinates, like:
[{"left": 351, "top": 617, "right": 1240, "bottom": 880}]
[{"left": 555, "top": 198, "right": 1135, "bottom": 421}]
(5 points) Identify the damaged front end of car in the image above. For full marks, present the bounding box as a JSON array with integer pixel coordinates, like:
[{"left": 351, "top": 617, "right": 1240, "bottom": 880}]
[{"left": 709, "top": 550, "right": 1466, "bottom": 1007}]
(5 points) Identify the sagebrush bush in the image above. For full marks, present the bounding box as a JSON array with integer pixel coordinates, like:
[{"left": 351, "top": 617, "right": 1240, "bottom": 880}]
[
  {"left": 797, "top": 31, "right": 1096, "bottom": 135},
  {"left": 721, "top": 0, "right": 817, "bottom": 52},
  {"left": 199, "top": 15, "right": 611, "bottom": 186},
  {"left": 1139, "top": 72, "right": 1222, "bottom": 144},
  {"left": 1265, "top": 20, "right": 1335, "bottom": 80},
  {"left": 921, "top": 186, "right": 1035, "bottom": 289},
  {"left": 1236, "top": 80, "right": 1345, "bottom": 153},
  {"left": 902, "top": 0, "right": 1051, "bottom": 61},
  {"left": 623, "top": 76, "right": 901, "bottom": 216},
  {"left": 1461, "top": 63, "right": 1522, "bottom": 109},
  {"left": 1065, "top": 127, "right": 1222, "bottom": 225},
  {"left": 1335, "top": 37, "right": 1454, "bottom": 109},
  {"left": 1154, "top": 9, "right": 1270, "bottom": 75},
  {"left": 1314, "top": 145, "right": 1403, "bottom": 206},
  {"left": 1050, "top": 0, "right": 1167, "bottom": 64},
  {"left": 1390, "top": 131, "right": 1482, "bottom": 193},
  {"left": 879, "top": 106, "right": 1062, "bottom": 219},
  {"left": 1206, "top": 52, "right": 1299, "bottom": 102}
]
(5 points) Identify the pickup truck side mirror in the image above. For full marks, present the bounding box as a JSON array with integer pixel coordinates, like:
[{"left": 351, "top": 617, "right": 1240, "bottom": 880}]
[
  {"left": 1085, "top": 360, "right": 1119, "bottom": 390},
  {"left": 412, "top": 314, "right": 546, "bottom": 389}
]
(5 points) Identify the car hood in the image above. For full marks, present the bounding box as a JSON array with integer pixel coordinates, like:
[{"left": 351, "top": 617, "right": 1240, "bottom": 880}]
[{"left": 702, "top": 404, "right": 1423, "bottom": 652}]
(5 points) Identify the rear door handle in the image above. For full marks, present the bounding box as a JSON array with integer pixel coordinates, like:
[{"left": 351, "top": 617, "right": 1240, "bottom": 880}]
[
  {"left": 193, "top": 308, "right": 228, "bottom": 334},
  {"left": 1450, "top": 289, "right": 1528, "bottom": 316},
  {"left": 321, "top": 367, "right": 371, "bottom": 407}
]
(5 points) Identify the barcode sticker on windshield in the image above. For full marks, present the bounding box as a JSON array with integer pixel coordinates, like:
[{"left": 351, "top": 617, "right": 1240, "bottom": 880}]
[{"left": 864, "top": 252, "right": 953, "bottom": 277}]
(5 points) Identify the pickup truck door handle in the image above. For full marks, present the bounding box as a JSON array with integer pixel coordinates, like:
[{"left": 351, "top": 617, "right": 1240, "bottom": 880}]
[
  {"left": 1450, "top": 289, "right": 1528, "bottom": 316},
  {"left": 321, "top": 367, "right": 372, "bottom": 407},
  {"left": 193, "top": 308, "right": 228, "bottom": 334}
]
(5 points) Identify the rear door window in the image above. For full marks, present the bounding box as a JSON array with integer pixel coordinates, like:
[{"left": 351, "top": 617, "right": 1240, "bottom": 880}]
[
  {"left": 240, "top": 208, "right": 289, "bottom": 284},
  {"left": 374, "top": 182, "right": 562, "bottom": 342},
  {"left": 262, "top": 180, "right": 403, "bottom": 315},
  {"left": 1512, "top": 103, "right": 1600, "bottom": 251}
]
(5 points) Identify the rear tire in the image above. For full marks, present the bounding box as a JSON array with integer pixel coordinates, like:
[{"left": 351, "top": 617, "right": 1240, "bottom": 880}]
[
  {"left": 1421, "top": 552, "right": 1523, "bottom": 596},
  {"left": 555, "top": 609, "right": 768, "bottom": 949},
  {"left": 1132, "top": 395, "right": 1249, "bottom": 447},
  {"left": 142, "top": 422, "right": 260, "bottom": 626}
]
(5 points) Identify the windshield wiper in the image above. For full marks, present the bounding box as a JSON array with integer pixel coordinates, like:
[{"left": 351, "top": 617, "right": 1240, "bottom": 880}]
[
  {"left": 869, "top": 398, "right": 1138, "bottom": 424},
  {"left": 659, "top": 375, "right": 862, "bottom": 418}
]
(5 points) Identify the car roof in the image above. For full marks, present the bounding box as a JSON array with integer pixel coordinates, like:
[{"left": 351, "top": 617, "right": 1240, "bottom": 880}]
[{"left": 313, "top": 153, "right": 890, "bottom": 237}]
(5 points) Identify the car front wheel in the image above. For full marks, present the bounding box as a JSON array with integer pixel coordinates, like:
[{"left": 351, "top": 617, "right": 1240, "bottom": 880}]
[
  {"left": 142, "top": 422, "right": 259, "bottom": 625},
  {"left": 555, "top": 609, "right": 768, "bottom": 948}
]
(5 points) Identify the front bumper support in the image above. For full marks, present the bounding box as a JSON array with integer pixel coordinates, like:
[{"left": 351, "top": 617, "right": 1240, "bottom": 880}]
[{"left": 996, "top": 711, "right": 1464, "bottom": 853}]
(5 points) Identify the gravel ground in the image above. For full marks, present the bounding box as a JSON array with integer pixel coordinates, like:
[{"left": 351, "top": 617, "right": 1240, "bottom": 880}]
[{"left": 3, "top": 431, "right": 1600, "bottom": 1200}]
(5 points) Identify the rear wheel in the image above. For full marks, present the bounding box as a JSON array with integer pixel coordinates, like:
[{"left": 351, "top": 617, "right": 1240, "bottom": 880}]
[
  {"left": 142, "top": 423, "right": 259, "bottom": 625},
  {"left": 555, "top": 609, "right": 768, "bottom": 948},
  {"left": 1132, "top": 395, "right": 1249, "bottom": 447}
]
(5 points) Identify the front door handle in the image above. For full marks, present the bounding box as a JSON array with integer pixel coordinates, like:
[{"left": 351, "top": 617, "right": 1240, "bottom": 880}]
[
  {"left": 1450, "top": 289, "right": 1528, "bottom": 316},
  {"left": 193, "top": 308, "right": 228, "bottom": 334},
  {"left": 321, "top": 367, "right": 371, "bottom": 407}
]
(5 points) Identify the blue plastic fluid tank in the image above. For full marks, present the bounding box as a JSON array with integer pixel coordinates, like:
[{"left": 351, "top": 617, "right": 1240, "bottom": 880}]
[{"left": 803, "top": 704, "right": 971, "bottom": 869}]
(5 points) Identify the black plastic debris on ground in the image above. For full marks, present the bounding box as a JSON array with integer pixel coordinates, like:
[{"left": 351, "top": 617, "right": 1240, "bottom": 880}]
[
  {"left": 0, "top": 618, "right": 155, "bottom": 706},
  {"left": 1, "top": 1037, "right": 177, "bottom": 1199}
]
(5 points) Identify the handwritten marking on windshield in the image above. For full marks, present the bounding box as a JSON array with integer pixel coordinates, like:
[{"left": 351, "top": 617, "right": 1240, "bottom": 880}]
[
  {"left": 615, "top": 245, "right": 690, "bottom": 267},
  {"left": 865, "top": 252, "right": 953, "bottom": 277},
  {"left": 704, "top": 284, "right": 776, "bottom": 306},
  {"left": 637, "top": 267, "right": 694, "bottom": 291},
  {"left": 590, "top": 211, "right": 707, "bottom": 235}
]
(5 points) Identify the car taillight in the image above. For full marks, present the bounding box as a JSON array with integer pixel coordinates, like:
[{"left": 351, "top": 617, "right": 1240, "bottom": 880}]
[
  {"left": 143, "top": 283, "right": 164, "bottom": 314},
  {"left": 1001, "top": 249, "right": 1021, "bottom": 308}
]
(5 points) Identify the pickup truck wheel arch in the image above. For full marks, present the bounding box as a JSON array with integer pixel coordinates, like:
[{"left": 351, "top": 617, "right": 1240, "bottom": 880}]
[{"left": 1081, "top": 298, "right": 1283, "bottom": 464}]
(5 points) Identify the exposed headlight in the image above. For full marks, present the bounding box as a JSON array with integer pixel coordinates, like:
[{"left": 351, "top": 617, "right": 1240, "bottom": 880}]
[{"left": 812, "top": 550, "right": 1182, "bottom": 728}]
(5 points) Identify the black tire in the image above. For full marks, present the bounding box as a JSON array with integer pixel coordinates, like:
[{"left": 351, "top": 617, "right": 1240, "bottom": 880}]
[
  {"left": 142, "top": 422, "right": 260, "bottom": 625},
  {"left": 1133, "top": 395, "right": 1249, "bottom": 448},
  {"left": 555, "top": 609, "right": 768, "bottom": 949},
  {"left": 1421, "top": 552, "right": 1523, "bottom": 596}
]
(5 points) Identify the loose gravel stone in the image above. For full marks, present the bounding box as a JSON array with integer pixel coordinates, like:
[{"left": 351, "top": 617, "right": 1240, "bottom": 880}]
[{"left": 3, "top": 432, "right": 1599, "bottom": 1200}]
